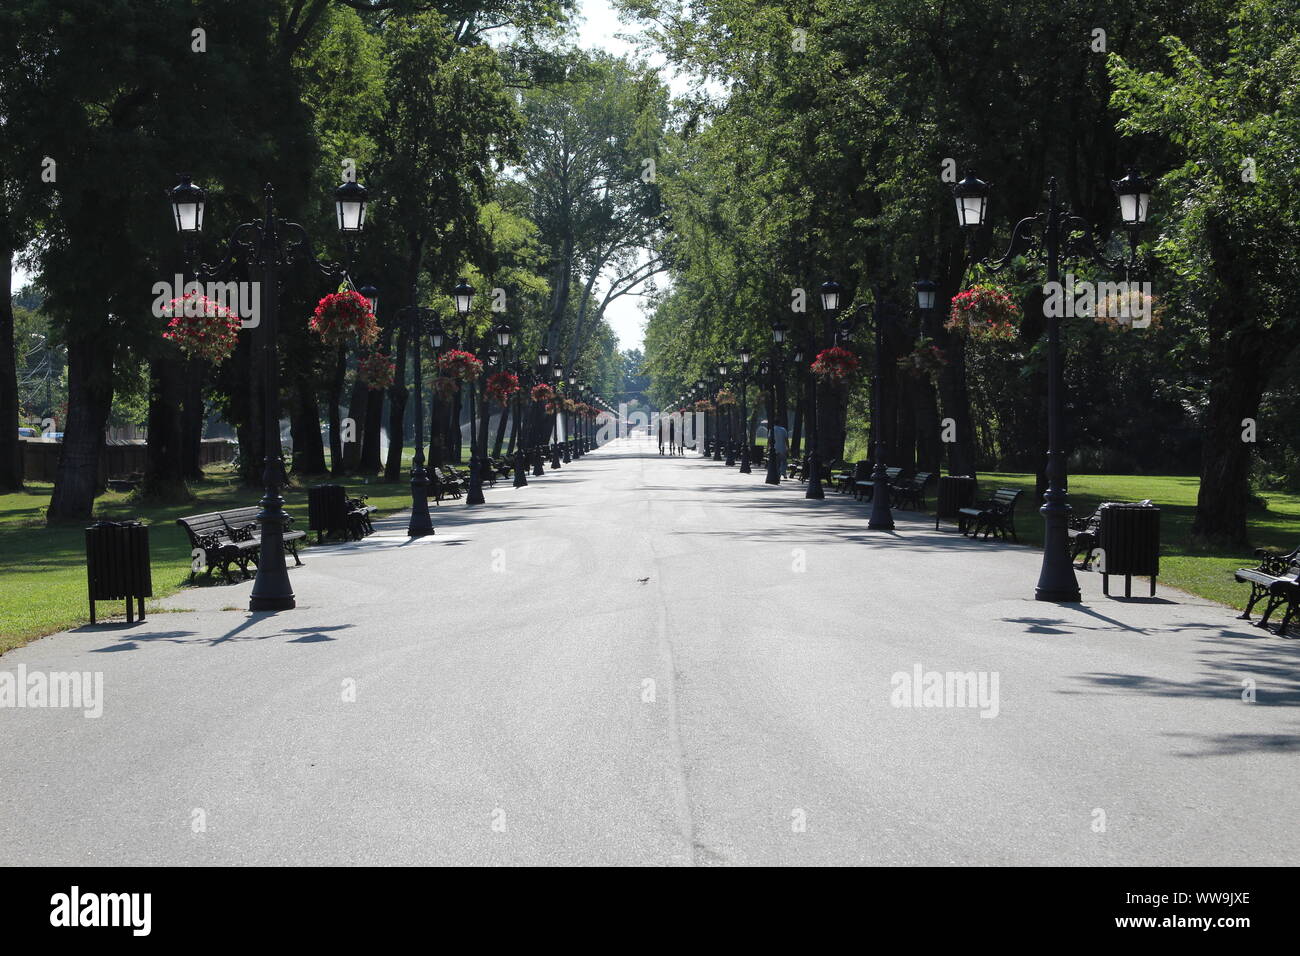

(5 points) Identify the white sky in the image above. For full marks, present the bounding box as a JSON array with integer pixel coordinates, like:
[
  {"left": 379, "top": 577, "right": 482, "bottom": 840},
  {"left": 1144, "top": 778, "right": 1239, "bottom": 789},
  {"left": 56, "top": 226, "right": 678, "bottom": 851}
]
[{"left": 11, "top": 0, "right": 684, "bottom": 351}]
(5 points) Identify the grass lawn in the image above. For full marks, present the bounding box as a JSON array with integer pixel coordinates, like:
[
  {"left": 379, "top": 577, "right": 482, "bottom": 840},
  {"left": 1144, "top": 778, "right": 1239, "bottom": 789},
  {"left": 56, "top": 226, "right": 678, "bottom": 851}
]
[{"left": 0, "top": 464, "right": 418, "bottom": 656}]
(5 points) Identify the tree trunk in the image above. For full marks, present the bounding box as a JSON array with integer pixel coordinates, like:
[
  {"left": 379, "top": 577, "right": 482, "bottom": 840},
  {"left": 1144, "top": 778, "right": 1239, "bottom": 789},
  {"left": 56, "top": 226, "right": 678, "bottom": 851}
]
[
  {"left": 328, "top": 345, "right": 345, "bottom": 476},
  {"left": 383, "top": 324, "right": 410, "bottom": 482},
  {"left": 360, "top": 386, "right": 385, "bottom": 474},
  {"left": 46, "top": 338, "right": 113, "bottom": 522},
  {"left": 493, "top": 402, "right": 510, "bottom": 457},
  {"left": 0, "top": 247, "right": 24, "bottom": 490},
  {"left": 182, "top": 358, "right": 205, "bottom": 481},
  {"left": 341, "top": 376, "right": 367, "bottom": 472},
  {"left": 290, "top": 371, "right": 327, "bottom": 475},
  {"left": 1190, "top": 214, "right": 1267, "bottom": 549},
  {"left": 140, "top": 347, "right": 192, "bottom": 501}
]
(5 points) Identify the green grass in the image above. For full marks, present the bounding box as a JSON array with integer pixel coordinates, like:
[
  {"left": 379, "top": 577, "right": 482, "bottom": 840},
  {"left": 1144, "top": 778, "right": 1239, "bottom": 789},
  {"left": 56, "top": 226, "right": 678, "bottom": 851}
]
[
  {"left": 975, "top": 472, "right": 1300, "bottom": 607},
  {"left": 0, "top": 465, "right": 418, "bottom": 655}
]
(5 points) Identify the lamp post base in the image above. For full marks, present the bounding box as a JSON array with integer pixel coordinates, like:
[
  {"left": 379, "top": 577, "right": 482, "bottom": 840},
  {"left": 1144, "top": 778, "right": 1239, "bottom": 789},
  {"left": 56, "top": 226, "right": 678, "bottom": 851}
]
[
  {"left": 466, "top": 457, "right": 486, "bottom": 505},
  {"left": 249, "top": 480, "right": 295, "bottom": 612},
  {"left": 806, "top": 456, "right": 825, "bottom": 499},
  {"left": 407, "top": 467, "right": 434, "bottom": 537}
]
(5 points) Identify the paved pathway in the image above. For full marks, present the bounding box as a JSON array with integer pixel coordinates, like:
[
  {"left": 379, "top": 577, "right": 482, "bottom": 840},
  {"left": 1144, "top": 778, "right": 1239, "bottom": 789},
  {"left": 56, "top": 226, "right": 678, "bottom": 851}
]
[{"left": 2, "top": 435, "right": 1297, "bottom": 865}]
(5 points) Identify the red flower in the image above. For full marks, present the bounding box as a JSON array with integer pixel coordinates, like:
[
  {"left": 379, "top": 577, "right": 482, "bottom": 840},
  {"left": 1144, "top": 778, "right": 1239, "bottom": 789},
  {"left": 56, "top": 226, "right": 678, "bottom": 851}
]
[
  {"left": 310, "top": 290, "right": 378, "bottom": 346},
  {"left": 810, "top": 346, "right": 859, "bottom": 381}
]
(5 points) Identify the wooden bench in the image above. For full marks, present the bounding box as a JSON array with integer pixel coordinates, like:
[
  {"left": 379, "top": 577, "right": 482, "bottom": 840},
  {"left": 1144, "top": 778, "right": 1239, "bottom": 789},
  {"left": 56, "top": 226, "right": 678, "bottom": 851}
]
[
  {"left": 958, "top": 488, "right": 1022, "bottom": 540},
  {"left": 855, "top": 466, "right": 903, "bottom": 501},
  {"left": 1069, "top": 509, "right": 1103, "bottom": 568},
  {"left": 1234, "top": 546, "right": 1300, "bottom": 634},
  {"left": 835, "top": 461, "right": 869, "bottom": 495},
  {"left": 892, "top": 471, "right": 935, "bottom": 511},
  {"left": 177, "top": 506, "right": 305, "bottom": 583},
  {"left": 432, "top": 467, "right": 465, "bottom": 501}
]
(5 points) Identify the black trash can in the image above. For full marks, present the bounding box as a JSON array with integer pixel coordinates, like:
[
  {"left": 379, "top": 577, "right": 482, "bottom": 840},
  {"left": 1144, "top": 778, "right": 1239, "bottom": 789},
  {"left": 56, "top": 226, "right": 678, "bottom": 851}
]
[
  {"left": 935, "top": 475, "right": 978, "bottom": 530},
  {"left": 85, "top": 520, "right": 152, "bottom": 624},
  {"left": 1098, "top": 503, "right": 1160, "bottom": 597},
  {"left": 308, "top": 484, "right": 348, "bottom": 541}
]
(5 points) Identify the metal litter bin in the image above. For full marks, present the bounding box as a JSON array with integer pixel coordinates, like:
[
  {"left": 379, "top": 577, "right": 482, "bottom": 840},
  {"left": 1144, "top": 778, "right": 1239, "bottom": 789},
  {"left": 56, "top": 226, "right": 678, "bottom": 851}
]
[
  {"left": 1098, "top": 503, "right": 1160, "bottom": 597},
  {"left": 935, "top": 475, "right": 978, "bottom": 530},
  {"left": 85, "top": 520, "right": 152, "bottom": 623},
  {"left": 308, "top": 484, "right": 348, "bottom": 541}
]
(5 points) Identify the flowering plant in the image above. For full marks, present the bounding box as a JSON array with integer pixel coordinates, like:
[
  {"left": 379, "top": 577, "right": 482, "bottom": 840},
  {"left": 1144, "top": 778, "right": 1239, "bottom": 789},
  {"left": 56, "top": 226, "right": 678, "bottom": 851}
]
[
  {"left": 946, "top": 284, "right": 1020, "bottom": 341},
  {"left": 544, "top": 401, "right": 557, "bottom": 415},
  {"left": 559, "top": 397, "right": 577, "bottom": 413},
  {"left": 896, "top": 339, "right": 948, "bottom": 379},
  {"left": 530, "top": 382, "right": 556, "bottom": 403},
  {"left": 358, "top": 352, "right": 396, "bottom": 390},
  {"left": 437, "top": 348, "right": 483, "bottom": 381},
  {"left": 1091, "top": 289, "right": 1164, "bottom": 330},
  {"left": 431, "top": 375, "right": 459, "bottom": 398},
  {"left": 486, "top": 371, "right": 520, "bottom": 405},
  {"left": 715, "top": 388, "right": 737, "bottom": 406},
  {"left": 810, "top": 346, "right": 859, "bottom": 382},
  {"left": 161, "top": 293, "right": 242, "bottom": 364},
  {"left": 310, "top": 290, "right": 378, "bottom": 346},
  {"left": 694, "top": 398, "right": 715, "bottom": 413}
]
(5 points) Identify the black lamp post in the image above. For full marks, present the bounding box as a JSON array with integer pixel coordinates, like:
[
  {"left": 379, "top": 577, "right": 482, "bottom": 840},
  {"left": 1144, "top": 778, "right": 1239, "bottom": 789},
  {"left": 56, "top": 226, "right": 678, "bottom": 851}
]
[
  {"left": 806, "top": 278, "right": 843, "bottom": 499},
  {"left": 765, "top": 320, "right": 789, "bottom": 484},
  {"left": 170, "top": 174, "right": 365, "bottom": 612},
  {"left": 716, "top": 361, "right": 734, "bottom": 465},
  {"left": 442, "top": 278, "right": 485, "bottom": 506},
  {"left": 954, "top": 167, "right": 1152, "bottom": 601},
  {"left": 737, "top": 347, "right": 753, "bottom": 474}
]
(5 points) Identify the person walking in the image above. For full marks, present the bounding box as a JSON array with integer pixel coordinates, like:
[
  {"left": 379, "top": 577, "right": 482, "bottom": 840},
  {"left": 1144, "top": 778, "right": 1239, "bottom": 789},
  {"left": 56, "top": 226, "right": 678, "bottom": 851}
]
[
  {"left": 771, "top": 422, "right": 788, "bottom": 479},
  {"left": 669, "top": 417, "right": 677, "bottom": 455},
  {"left": 658, "top": 415, "right": 666, "bottom": 455}
]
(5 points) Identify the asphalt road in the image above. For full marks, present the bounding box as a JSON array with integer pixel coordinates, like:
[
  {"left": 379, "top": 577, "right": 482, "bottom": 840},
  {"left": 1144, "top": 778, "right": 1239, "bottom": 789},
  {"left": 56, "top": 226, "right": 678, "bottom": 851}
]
[{"left": 2, "top": 434, "right": 1297, "bottom": 865}]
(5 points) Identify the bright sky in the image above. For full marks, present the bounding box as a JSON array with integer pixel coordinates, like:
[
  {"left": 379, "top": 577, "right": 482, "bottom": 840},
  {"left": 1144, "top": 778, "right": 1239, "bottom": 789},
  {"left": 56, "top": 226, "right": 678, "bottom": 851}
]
[{"left": 10, "top": 1, "right": 679, "bottom": 351}]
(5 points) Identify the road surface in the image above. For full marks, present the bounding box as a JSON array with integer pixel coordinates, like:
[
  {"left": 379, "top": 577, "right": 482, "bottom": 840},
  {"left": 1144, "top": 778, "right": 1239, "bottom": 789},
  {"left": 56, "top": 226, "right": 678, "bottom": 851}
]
[{"left": 2, "top": 434, "right": 1297, "bottom": 865}]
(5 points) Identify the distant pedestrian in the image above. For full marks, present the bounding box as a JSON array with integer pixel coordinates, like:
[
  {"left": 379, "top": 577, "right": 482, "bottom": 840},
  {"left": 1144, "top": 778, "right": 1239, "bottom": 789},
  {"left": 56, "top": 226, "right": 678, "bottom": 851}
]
[
  {"left": 658, "top": 416, "right": 665, "bottom": 454},
  {"left": 669, "top": 418, "right": 677, "bottom": 455},
  {"left": 772, "top": 423, "right": 788, "bottom": 478}
]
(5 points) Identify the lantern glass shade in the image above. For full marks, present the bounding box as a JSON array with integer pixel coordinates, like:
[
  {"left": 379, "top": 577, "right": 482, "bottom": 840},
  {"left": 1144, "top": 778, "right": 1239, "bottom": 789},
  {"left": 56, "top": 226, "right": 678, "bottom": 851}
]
[
  {"left": 1113, "top": 169, "right": 1153, "bottom": 227},
  {"left": 485, "top": 348, "right": 500, "bottom": 366},
  {"left": 819, "top": 279, "right": 844, "bottom": 313},
  {"left": 914, "top": 279, "right": 937, "bottom": 312},
  {"left": 170, "top": 176, "right": 206, "bottom": 234},
  {"left": 568, "top": 372, "right": 578, "bottom": 385},
  {"left": 771, "top": 321, "right": 788, "bottom": 344},
  {"left": 716, "top": 363, "right": 727, "bottom": 377},
  {"left": 739, "top": 348, "right": 751, "bottom": 366},
  {"left": 429, "top": 322, "right": 445, "bottom": 350},
  {"left": 793, "top": 349, "right": 804, "bottom": 363},
  {"left": 554, "top": 365, "right": 563, "bottom": 380},
  {"left": 494, "top": 323, "right": 512, "bottom": 348},
  {"left": 537, "top": 348, "right": 550, "bottom": 367},
  {"left": 452, "top": 277, "right": 475, "bottom": 315},
  {"left": 952, "top": 171, "right": 990, "bottom": 228},
  {"left": 334, "top": 180, "right": 368, "bottom": 233}
]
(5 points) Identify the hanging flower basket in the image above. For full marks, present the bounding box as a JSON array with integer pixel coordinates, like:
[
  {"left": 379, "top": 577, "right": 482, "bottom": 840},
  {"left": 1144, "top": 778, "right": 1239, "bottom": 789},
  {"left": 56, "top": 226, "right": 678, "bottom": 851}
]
[
  {"left": 531, "top": 382, "right": 556, "bottom": 403},
  {"left": 715, "top": 388, "right": 737, "bottom": 406},
  {"left": 310, "top": 290, "right": 378, "bottom": 347},
  {"left": 946, "top": 284, "right": 1020, "bottom": 342},
  {"left": 810, "top": 346, "right": 860, "bottom": 382},
  {"left": 161, "top": 292, "right": 242, "bottom": 364},
  {"left": 694, "top": 398, "right": 715, "bottom": 413},
  {"left": 544, "top": 401, "right": 557, "bottom": 415},
  {"left": 437, "top": 348, "right": 483, "bottom": 382},
  {"left": 559, "top": 397, "right": 577, "bottom": 413},
  {"left": 1092, "top": 289, "right": 1164, "bottom": 330},
  {"left": 430, "top": 375, "right": 459, "bottom": 399},
  {"left": 486, "top": 370, "right": 520, "bottom": 405},
  {"left": 358, "top": 352, "right": 396, "bottom": 390},
  {"left": 896, "top": 339, "right": 948, "bottom": 379}
]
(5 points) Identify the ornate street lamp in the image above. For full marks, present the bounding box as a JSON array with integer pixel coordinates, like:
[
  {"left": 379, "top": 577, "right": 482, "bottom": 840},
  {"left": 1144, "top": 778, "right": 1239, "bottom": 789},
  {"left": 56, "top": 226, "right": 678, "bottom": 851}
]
[
  {"left": 169, "top": 173, "right": 365, "bottom": 611},
  {"left": 715, "top": 360, "right": 731, "bottom": 464},
  {"left": 806, "top": 280, "right": 844, "bottom": 499},
  {"left": 955, "top": 167, "right": 1152, "bottom": 601},
  {"left": 449, "top": 279, "right": 487, "bottom": 506},
  {"left": 397, "top": 296, "right": 439, "bottom": 538},
  {"left": 737, "top": 348, "right": 753, "bottom": 474}
]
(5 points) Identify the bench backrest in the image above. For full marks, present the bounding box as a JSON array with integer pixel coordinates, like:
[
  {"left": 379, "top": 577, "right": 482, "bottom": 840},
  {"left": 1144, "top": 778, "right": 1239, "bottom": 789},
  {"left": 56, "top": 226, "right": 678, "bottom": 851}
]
[
  {"left": 177, "top": 507, "right": 262, "bottom": 544},
  {"left": 911, "top": 471, "right": 934, "bottom": 487},
  {"left": 989, "top": 488, "right": 1022, "bottom": 512}
]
